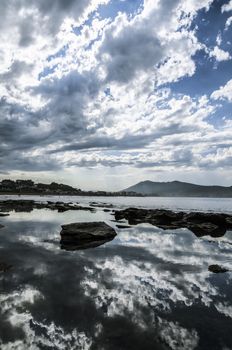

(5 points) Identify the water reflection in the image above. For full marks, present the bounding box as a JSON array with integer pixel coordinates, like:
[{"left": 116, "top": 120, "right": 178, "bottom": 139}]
[{"left": 0, "top": 209, "right": 231, "bottom": 349}]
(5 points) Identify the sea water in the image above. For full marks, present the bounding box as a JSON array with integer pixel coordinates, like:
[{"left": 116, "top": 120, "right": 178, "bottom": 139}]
[{"left": 0, "top": 197, "right": 231, "bottom": 349}]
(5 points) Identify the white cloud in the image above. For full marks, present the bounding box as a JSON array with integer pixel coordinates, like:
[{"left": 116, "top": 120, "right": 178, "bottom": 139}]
[
  {"left": 209, "top": 46, "right": 231, "bottom": 62},
  {"left": 222, "top": 0, "right": 232, "bottom": 13},
  {"left": 211, "top": 79, "right": 232, "bottom": 102},
  {"left": 225, "top": 16, "right": 232, "bottom": 30},
  {"left": 0, "top": 286, "right": 92, "bottom": 350},
  {"left": 0, "top": 0, "right": 231, "bottom": 183}
]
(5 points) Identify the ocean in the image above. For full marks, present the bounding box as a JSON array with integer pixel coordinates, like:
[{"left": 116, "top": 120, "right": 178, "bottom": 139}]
[
  {"left": 1, "top": 194, "right": 232, "bottom": 213},
  {"left": 0, "top": 196, "right": 231, "bottom": 349}
]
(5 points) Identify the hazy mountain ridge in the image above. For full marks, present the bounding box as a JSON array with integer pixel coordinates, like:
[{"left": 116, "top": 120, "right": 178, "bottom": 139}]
[{"left": 123, "top": 180, "right": 232, "bottom": 197}]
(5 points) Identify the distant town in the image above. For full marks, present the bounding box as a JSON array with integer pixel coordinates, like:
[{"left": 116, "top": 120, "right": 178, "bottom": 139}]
[{"left": 0, "top": 179, "right": 140, "bottom": 197}]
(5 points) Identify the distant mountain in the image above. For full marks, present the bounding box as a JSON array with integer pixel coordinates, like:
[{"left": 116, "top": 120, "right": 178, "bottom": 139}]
[{"left": 123, "top": 180, "right": 232, "bottom": 197}]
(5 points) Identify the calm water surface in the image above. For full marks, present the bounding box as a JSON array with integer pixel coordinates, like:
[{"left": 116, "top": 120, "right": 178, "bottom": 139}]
[
  {"left": 0, "top": 197, "right": 232, "bottom": 349},
  {"left": 1, "top": 195, "right": 232, "bottom": 213}
]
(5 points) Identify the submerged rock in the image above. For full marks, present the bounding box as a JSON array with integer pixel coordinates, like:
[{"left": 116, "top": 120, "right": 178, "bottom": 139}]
[
  {"left": 208, "top": 265, "right": 229, "bottom": 273},
  {"left": 0, "top": 224, "right": 4, "bottom": 229},
  {"left": 60, "top": 222, "right": 117, "bottom": 250}
]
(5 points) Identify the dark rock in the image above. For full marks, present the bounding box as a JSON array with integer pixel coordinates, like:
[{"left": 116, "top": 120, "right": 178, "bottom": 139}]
[
  {"left": 0, "top": 262, "right": 12, "bottom": 272},
  {"left": 208, "top": 265, "right": 229, "bottom": 273},
  {"left": 116, "top": 224, "right": 131, "bottom": 229},
  {"left": 225, "top": 216, "right": 232, "bottom": 228},
  {"left": 0, "top": 213, "right": 9, "bottom": 217},
  {"left": 115, "top": 208, "right": 183, "bottom": 226},
  {"left": 114, "top": 208, "right": 232, "bottom": 237},
  {"left": 90, "top": 202, "right": 114, "bottom": 208},
  {"left": 183, "top": 212, "right": 227, "bottom": 226},
  {"left": 60, "top": 222, "right": 117, "bottom": 250},
  {"left": 61, "top": 221, "right": 116, "bottom": 240},
  {"left": 61, "top": 238, "right": 115, "bottom": 251},
  {"left": 0, "top": 224, "right": 4, "bottom": 229},
  {"left": 0, "top": 199, "right": 35, "bottom": 212},
  {"left": 188, "top": 223, "right": 226, "bottom": 238},
  {"left": 0, "top": 200, "right": 95, "bottom": 213}
]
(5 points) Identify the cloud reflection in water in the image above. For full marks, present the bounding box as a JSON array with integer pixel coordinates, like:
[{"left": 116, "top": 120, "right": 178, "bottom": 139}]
[{"left": 0, "top": 209, "right": 231, "bottom": 349}]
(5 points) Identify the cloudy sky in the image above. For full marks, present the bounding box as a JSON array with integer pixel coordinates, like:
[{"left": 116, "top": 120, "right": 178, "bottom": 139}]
[{"left": 0, "top": 0, "right": 232, "bottom": 190}]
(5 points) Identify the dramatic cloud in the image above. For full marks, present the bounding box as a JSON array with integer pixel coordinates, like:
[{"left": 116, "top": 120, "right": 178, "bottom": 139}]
[{"left": 0, "top": 0, "right": 231, "bottom": 187}]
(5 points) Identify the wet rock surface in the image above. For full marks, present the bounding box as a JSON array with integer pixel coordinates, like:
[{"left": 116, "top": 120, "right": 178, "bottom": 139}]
[
  {"left": 0, "top": 200, "right": 94, "bottom": 213},
  {"left": 60, "top": 222, "right": 117, "bottom": 250},
  {"left": 116, "top": 224, "right": 131, "bottom": 229},
  {"left": 115, "top": 208, "right": 232, "bottom": 237},
  {"left": 0, "top": 262, "right": 12, "bottom": 272},
  {"left": 208, "top": 265, "right": 229, "bottom": 273},
  {"left": 90, "top": 202, "right": 114, "bottom": 208}
]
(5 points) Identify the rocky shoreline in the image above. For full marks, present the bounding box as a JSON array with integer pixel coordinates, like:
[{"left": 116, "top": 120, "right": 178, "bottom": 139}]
[
  {"left": 114, "top": 207, "right": 232, "bottom": 237},
  {"left": 0, "top": 199, "right": 95, "bottom": 213},
  {"left": 0, "top": 200, "right": 231, "bottom": 274},
  {"left": 1, "top": 200, "right": 232, "bottom": 239}
]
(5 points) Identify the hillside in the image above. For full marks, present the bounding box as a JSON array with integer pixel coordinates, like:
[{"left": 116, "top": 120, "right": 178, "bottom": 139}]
[
  {"left": 0, "top": 179, "right": 139, "bottom": 196},
  {"left": 123, "top": 180, "right": 232, "bottom": 197}
]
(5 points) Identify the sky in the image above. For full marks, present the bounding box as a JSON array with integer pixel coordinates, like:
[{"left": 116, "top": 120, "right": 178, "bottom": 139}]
[{"left": 0, "top": 0, "right": 232, "bottom": 191}]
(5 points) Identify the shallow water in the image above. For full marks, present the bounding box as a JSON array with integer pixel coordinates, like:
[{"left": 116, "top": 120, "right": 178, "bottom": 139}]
[
  {"left": 0, "top": 202, "right": 232, "bottom": 349},
  {"left": 1, "top": 195, "right": 232, "bottom": 213}
]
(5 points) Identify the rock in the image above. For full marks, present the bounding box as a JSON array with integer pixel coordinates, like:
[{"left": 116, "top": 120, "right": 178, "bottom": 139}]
[
  {"left": 0, "top": 200, "right": 95, "bottom": 213},
  {"left": 116, "top": 224, "right": 131, "bottom": 229},
  {"left": 188, "top": 223, "right": 226, "bottom": 237},
  {"left": 225, "top": 216, "right": 232, "bottom": 228},
  {"left": 114, "top": 208, "right": 232, "bottom": 237},
  {"left": 61, "top": 238, "right": 115, "bottom": 251},
  {"left": 90, "top": 202, "right": 114, "bottom": 208},
  {"left": 0, "top": 262, "right": 12, "bottom": 272},
  {"left": 0, "top": 213, "right": 9, "bottom": 217},
  {"left": 208, "top": 264, "right": 229, "bottom": 273},
  {"left": 60, "top": 222, "right": 117, "bottom": 250},
  {"left": 183, "top": 212, "right": 227, "bottom": 226},
  {"left": 115, "top": 208, "right": 184, "bottom": 227},
  {"left": 0, "top": 224, "right": 4, "bottom": 229}
]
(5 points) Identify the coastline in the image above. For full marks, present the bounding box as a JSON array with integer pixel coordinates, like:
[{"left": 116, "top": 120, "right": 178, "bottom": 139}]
[{"left": 1, "top": 198, "right": 232, "bottom": 237}]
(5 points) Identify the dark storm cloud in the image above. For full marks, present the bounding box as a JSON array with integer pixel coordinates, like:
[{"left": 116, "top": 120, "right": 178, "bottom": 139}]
[
  {"left": 97, "top": 0, "right": 181, "bottom": 84},
  {"left": 100, "top": 27, "right": 164, "bottom": 83},
  {"left": 34, "top": 70, "right": 101, "bottom": 143}
]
